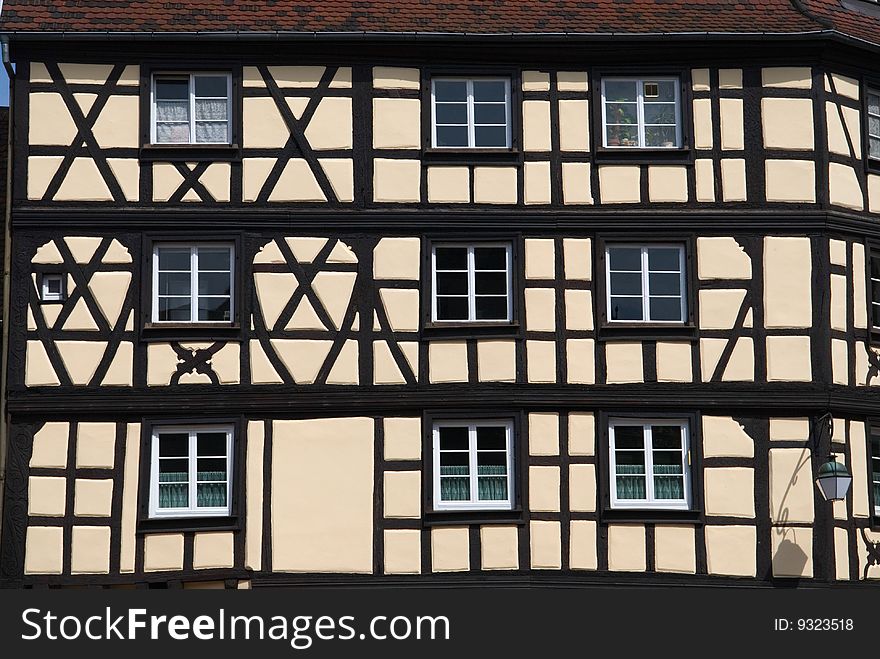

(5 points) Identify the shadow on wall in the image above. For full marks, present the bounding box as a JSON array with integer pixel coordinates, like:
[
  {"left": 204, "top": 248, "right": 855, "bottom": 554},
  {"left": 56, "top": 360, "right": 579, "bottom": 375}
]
[
  {"left": 772, "top": 538, "right": 809, "bottom": 578},
  {"left": 770, "top": 446, "right": 812, "bottom": 579}
]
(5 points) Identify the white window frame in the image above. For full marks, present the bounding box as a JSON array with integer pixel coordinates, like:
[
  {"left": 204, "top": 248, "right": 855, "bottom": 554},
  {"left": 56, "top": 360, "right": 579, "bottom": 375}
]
[
  {"left": 150, "top": 72, "right": 233, "bottom": 145},
  {"left": 601, "top": 77, "right": 682, "bottom": 149},
  {"left": 432, "top": 419, "right": 515, "bottom": 511},
  {"left": 151, "top": 243, "right": 234, "bottom": 324},
  {"left": 872, "top": 431, "right": 880, "bottom": 517},
  {"left": 609, "top": 418, "right": 691, "bottom": 510},
  {"left": 149, "top": 424, "right": 233, "bottom": 519},
  {"left": 869, "top": 87, "right": 880, "bottom": 162},
  {"left": 871, "top": 251, "right": 880, "bottom": 330},
  {"left": 605, "top": 243, "right": 687, "bottom": 324},
  {"left": 431, "top": 77, "right": 512, "bottom": 149},
  {"left": 431, "top": 242, "right": 513, "bottom": 323},
  {"left": 40, "top": 273, "right": 65, "bottom": 302}
]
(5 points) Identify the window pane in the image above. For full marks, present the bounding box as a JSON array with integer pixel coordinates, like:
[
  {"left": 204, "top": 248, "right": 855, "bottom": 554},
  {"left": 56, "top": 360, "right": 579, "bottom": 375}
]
[
  {"left": 608, "top": 247, "right": 642, "bottom": 271},
  {"left": 873, "top": 304, "right": 880, "bottom": 328},
  {"left": 477, "top": 476, "right": 507, "bottom": 501},
  {"left": 197, "top": 457, "right": 227, "bottom": 474},
  {"left": 159, "top": 433, "right": 189, "bottom": 457},
  {"left": 472, "top": 80, "right": 507, "bottom": 102},
  {"left": 195, "top": 121, "right": 229, "bottom": 143},
  {"left": 477, "top": 450, "right": 506, "bottom": 467},
  {"left": 871, "top": 256, "right": 880, "bottom": 279},
  {"left": 198, "top": 297, "right": 231, "bottom": 322},
  {"left": 475, "top": 296, "right": 508, "bottom": 320},
  {"left": 198, "top": 247, "right": 231, "bottom": 271},
  {"left": 435, "top": 247, "right": 468, "bottom": 270},
  {"left": 439, "top": 450, "right": 469, "bottom": 467},
  {"left": 653, "top": 451, "right": 683, "bottom": 471},
  {"left": 436, "top": 125, "right": 469, "bottom": 147},
  {"left": 604, "top": 80, "right": 637, "bottom": 102},
  {"left": 194, "top": 75, "right": 228, "bottom": 98},
  {"left": 436, "top": 297, "right": 469, "bottom": 320},
  {"left": 155, "top": 99, "right": 190, "bottom": 122},
  {"left": 649, "top": 80, "right": 676, "bottom": 102},
  {"left": 605, "top": 102, "right": 638, "bottom": 125},
  {"left": 871, "top": 116, "right": 880, "bottom": 137},
  {"left": 614, "top": 425, "right": 644, "bottom": 449},
  {"left": 474, "top": 271, "right": 507, "bottom": 295},
  {"left": 198, "top": 272, "right": 231, "bottom": 296},
  {"left": 652, "top": 425, "right": 682, "bottom": 449},
  {"left": 439, "top": 426, "right": 469, "bottom": 451},
  {"left": 474, "top": 247, "right": 507, "bottom": 270},
  {"left": 436, "top": 271, "right": 469, "bottom": 295},
  {"left": 434, "top": 80, "right": 467, "bottom": 102},
  {"left": 158, "top": 297, "right": 192, "bottom": 322},
  {"left": 870, "top": 136, "right": 880, "bottom": 160},
  {"left": 473, "top": 103, "right": 507, "bottom": 124},
  {"left": 197, "top": 483, "right": 227, "bottom": 508},
  {"left": 645, "top": 125, "right": 677, "bottom": 147},
  {"left": 197, "top": 432, "right": 227, "bottom": 457},
  {"left": 606, "top": 124, "right": 639, "bottom": 147},
  {"left": 869, "top": 92, "right": 880, "bottom": 117},
  {"left": 616, "top": 475, "right": 646, "bottom": 499},
  {"left": 609, "top": 297, "right": 643, "bottom": 321},
  {"left": 46, "top": 277, "right": 62, "bottom": 294},
  {"left": 477, "top": 426, "right": 506, "bottom": 450},
  {"left": 158, "top": 272, "right": 191, "bottom": 296},
  {"left": 649, "top": 272, "right": 681, "bottom": 295},
  {"left": 649, "top": 297, "right": 682, "bottom": 321},
  {"left": 440, "top": 477, "right": 470, "bottom": 501},
  {"left": 155, "top": 78, "right": 189, "bottom": 100},
  {"left": 158, "top": 247, "right": 191, "bottom": 271},
  {"left": 194, "top": 98, "right": 227, "bottom": 120},
  {"left": 474, "top": 125, "right": 508, "bottom": 147},
  {"left": 610, "top": 272, "right": 642, "bottom": 295},
  {"left": 648, "top": 247, "right": 681, "bottom": 271},
  {"left": 654, "top": 476, "right": 684, "bottom": 499},
  {"left": 643, "top": 103, "right": 677, "bottom": 125},
  {"left": 435, "top": 102, "right": 468, "bottom": 124}
]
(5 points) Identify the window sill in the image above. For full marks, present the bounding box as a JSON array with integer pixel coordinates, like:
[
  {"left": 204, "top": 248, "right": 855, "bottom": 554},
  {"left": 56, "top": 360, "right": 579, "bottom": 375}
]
[
  {"left": 600, "top": 508, "right": 702, "bottom": 524},
  {"left": 137, "top": 515, "right": 240, "bottom": 534},
  {"left": 141, "top": 324, "right": 241, "bottom": 343},
  {"left": 423, "top": 509, "right": 524, "bottom": 526},
  {"left": 598, "top": 323, "right": 697, "bottom": 341},
  {"left": 422, "top": 148, "right": 521, "bottom": 165},
  {"left": 422, "top": 322, "right": 520, "bottom": 339},
  {"left": 140, "top": 144, "right": 241, "bottom": 162},
  {"left": 594, "top": 147, "right": 692, "bottom": 165}
]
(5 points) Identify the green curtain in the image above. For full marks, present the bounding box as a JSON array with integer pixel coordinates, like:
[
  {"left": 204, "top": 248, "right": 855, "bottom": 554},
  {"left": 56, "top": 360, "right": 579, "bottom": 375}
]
[
  {"left": 616, "top": 464, "right": 646, "bottom": 499},
  {"left": 477, "top": 465, "right": 507, "bottom": 501},
  {"left": 440, "top": 466, "right": 470, "bottom": 501},
  {"left": 158, "top": 472, "right": 188, "bottom": 508},
  {"left": 197, "top": 471, "right": 227, "bottom": 507},
  {"left": 653, "top": 464, "right": 684, "bottom": 500}
]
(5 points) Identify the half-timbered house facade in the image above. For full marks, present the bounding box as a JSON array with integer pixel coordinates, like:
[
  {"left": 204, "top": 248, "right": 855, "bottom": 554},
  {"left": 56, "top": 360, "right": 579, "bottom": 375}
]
[{"left": 1, "top": 0, "right": 880, "bottom": 589}]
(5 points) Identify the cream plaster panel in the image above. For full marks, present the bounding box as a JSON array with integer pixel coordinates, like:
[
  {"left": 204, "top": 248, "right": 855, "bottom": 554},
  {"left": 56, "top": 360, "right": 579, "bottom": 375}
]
[
  {"left": 25, "top": 527, "right": 63, "bottom": 574},
  {"left": 431, "top": 526, "right": 470, "bottom": 572},
  {"left": 850, "top": 421, "right": 870, "bottom": 518},
  {"left": 106, "top": 158, "right": 139, "bottom": 201},
  {"left": 383, "top": 471, "right": 421, "bottom": 519},
  {"left": 242, "top": 158, "right": 274, "bottom": 202},
  {"left": 854, "top": 244, "right": 868, "bottom": 329},
  {"left": 384, "top": 418, "right": 421, "bottom": 462},
  {"left": 569, "top": 413, "right": 595, "bottom": 457},
  {"left": 29, "top": 93, "right": 77, "bottom": 145},
  {"left": 245, "top": 421, "right": 264, "bottom": 571},
  {"left": 373, "top": 67, "right": 420, "bottom": 90},
  {"left": 566, "top": 339, "right": 595, "bottom": 385},
  {"left": 524, "top": 161, "right": 551, "bottom": 205},
  {"left": 147, "top": 343, "right": 182, "bottom": 387},
  {"left": 530, "top": 521, "right": 562, "bottom": 569},
  {"left": 695, "top": 159, "right": 715, "bottom": 202},
  {"left": 523, "top": 100, "right": 551, "bottom": 151},
  {"left": 427, "top": 166, "right": 470, "bottom": 203},
  {"left": 76, "top": 422, "right": 116, "bottom": 469},
  {"left": 834, "top": 527, "right": 850, "bottom": 581},
  {"left": 32, "top": 240, "right": 64, "bottom": 264},
  {"left": 373, "top": 340, "right": 405, "bottom": 385},
  {"left": 705, "top": 525, "right": 756, "bottom": 576},
  {"left": 529, "top": 466, "right": 561, "bottom": 512},
  {"left": 117, "top": 64, "right": 139, "bottom": 86},
  {"left": 477, "top": 340, "right": 516, "bottom": 383},
  {"left": 429, "top": 341, "right": 468, "bottom": 383},
  {"left": 764, "top": 236, "right": 812, "bottom": 328},
  {"left": 379, "top": 288, "right": 419, "bottom": 332},
  {"left": 832, "top": 338, "right": 849, "bottom": 385},
  {"left": 268, "top": 66, "right": 325, "bottom": 88},
  {"left": 558, "top": 72, "right": 589, "bottom": 91},
  {"left": 826, "top": 72, "right": 860, "bottom": 100},
  {"left": 63, "top": 298, "right": 99, "bottom": 331},
  {"left": 242, "top": 66, "right": 263, "bottom": 87},
  {"left": 481, "top": 526, "right": 519, "bottom": 570},
  {"left": 765, "top": 159, "right": 816, "bottom": 202},
  {"left": 31, "top": 422, "right": 69, "bottom": 468},
  {"left": 699, "top": 289, "right": 746, "bottom": 330},
  {"left": 527, "top": 340, "right": 556, "bottom": 383},
  {"left": 704, "top": 468, "right": 755, "bottom": 518},
  {"left": 569, "top": 520, "right": 597, "bottom": 570},
  {"left": 270, "top": 339, "right": 333, "bottom": 384},
  {"left": 92, "top": 95, "right": 139, "bottom": 148},
  {"left": 607, "top": 525, "right": 646, "bottom": 572},
  {"left": 28, "top": 156, "right": 63, "bottom": 200},
  {"left": 692, "top": 98, "right": 713, "bottom": 149},
  {"left": 654, "top": 525, "right": 696, "bottom": 574},
  {"left": 525, "top": 287, "right": 556, "bottom": 332},
  {"left": 563, "top": 238, "right": 591, "bottom": 280},
  {"left": 598, "top": 166, "right": 640, "bottom": 204},
  {"left": 770, "top": 418, "right": 810, "bottom": 442},
  {"left": 761, "top": 98, "right": 814, "bottom": 150},
  {"left": 41, "top": 305, "right": 62, "bottom": 330},
  {"left": 58, "top": 63, "right": 113, "bottom": 84},
  {"left": 762, "top": 67, "right": 812, "bottom": 88},
  {"left": 151, "top": 163, "right": 185, "bottom": 202},
  {"left": 120, "top": 424, "right": 140, "bottom": 573},
  {"left": 71, "top": 526, "right": 111, "bottom": 574},
  {"left": 524, "top": 238, "right": 555, "bottom": 279},
  {"left": 721, "top": 158, "right": 747, "bottom": 201},
  {"left": 193, "top": 533, "right": 234, "bottom": 569},
  {"left": 312, "top": 271, "right": 356, "bottom": 329},
  {"left": 28, "top": 477, "right": 67, "bottom": 517},
  {"left": 373, "top": 98, "right": 420, "bottom": 149},
  {"left": 564, "top": 289, "right": 593, "bottom": 331},
  {"left": 697, "top": 237, "right": 751, "bottom": 280},
  {"left": 272, "top": 418, "right": 374, "bottom": 573},
  {"left": 254, "top": 272, "right": 298, "bottom": 329},
  {"left": 769, "top": 447, "right": 815, "bottom": 524},
  {"left": 327, "top": 240, "right": 358, "bottom": 264},
  {"left": 329, "top": 67, "right": 352, "bottom": 88},
  {"left": 561, "top": 162, "right": 593, "bottom": 204},
  {"left": 89, "top": 271, "right": 131, "bottom": 327},
  {"left": 473, "top": 167, "right": 518, "bottom": 204},
  {"left": 829, "top": 239, "right": 847, "bottom": 267},
  {"left": 719, "top": 69, "right": 743, "bottom": 89},
  {"left": 249, "top": 340, "right": 283, "bottom": 385},
  {"left": 55, "top": 158, "right": 112, "bottom": 201},
  {"left": 831, "top": 273, "right": 847, "bottom": 331},
  {"left": 384, "top": 530, "right": 421, "bottom": 574},
  {"left": 285, "top": 237, "right": 327, "bottom": 264},
  {"left": 724, "top": 337, "right": 755, "bottom": 381},
  {"left": 243, "top": 97, "right": 288, "bottom": 148},
  {"left": 871, "top": 175, "right": 880, "bottom": 215},
  {"left": 327, "top": 339, "right": 359, "bottom": 385},
  {"left": 771, "top": 527, "right": 813, "bottom": 578},
  {"left": 197, "top": 162, "right": 231, "bottom": 202},
  {"left": 26, "top": 340, "right": 59, "bottom": 387},
  {"left": 648, "top": 166, "right": 688, "bottom": 202},
  {"left": 209, "top": 343, "right": 240, "bottom": 385},
  {"left": 74, "top": 478, "right": 113, "bottom": 517},
  {"left": 702, "top": 416, "right": 754, "bottom": 458},
  {"left": 56, "top": 341, "right": 107, "bottom": 385},
  {"left": 269, "top": 159, "right": 326, "bottom": 202},
  {"left": 569, "top": 464, "right": 597, "bottom": 513},
  {"left": 304, "top": 97, "right": 353, "bottom": 150},
  {"left": 691, "top": 68, "right": 710, "bottom": 91},
  {"left": 522, "top": 71, "right": 550, "bottom": 91},
  {"left": 318, "top": 158, "right": 354, "bottom": 202},
  {"left": 720, "top": 98, "right": 744, "bottom": 150},
  {"left": 30, "top": 62, "right": 52, "bottom": 83},
  {"left": 144, "top": 534, "right": 185, "bottom": 572},
  {"left": 766, "top": 335, "right": 812, "bottom": 382},
  {"left": 826, "top": 103, "right": 862, "bottom": 158},
  {"left": 559, "top": 99, "right": 589, "bottom": 151},
  {"left": 373, "top": 158, "right": 421, "bottom": 203},
  {"left": 829, "top": 162, "right": 864, "bottom": 211},
  {"left": 655, "top": 341, "right": 693, "bottom": 383},
  {"left": 605, "top": 341, "right": 643, "bottom": 384}
]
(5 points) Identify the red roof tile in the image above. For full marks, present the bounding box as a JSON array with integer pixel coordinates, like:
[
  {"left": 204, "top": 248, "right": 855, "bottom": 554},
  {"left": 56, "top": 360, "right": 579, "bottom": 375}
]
[{"left": 0, "top": 0, "right": 874, "bottom": 48}]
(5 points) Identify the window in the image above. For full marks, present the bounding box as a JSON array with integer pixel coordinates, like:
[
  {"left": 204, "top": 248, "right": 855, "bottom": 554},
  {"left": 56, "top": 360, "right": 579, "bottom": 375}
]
[
  {"left": 431, "top": 243, "right": 512, "bottom": 323},
  {"left": 152, "top": 244, "right": 233, "bottom": 324},
  {"left": 151, "top": 73, "right": 232, "bottom": 145},
  {"left": 871, "top": 250, "right": 880, "bottom": 330},
  {"left": 601, "top": 77, "right": 681, "bottom": 148},
  {"left": 872, "top": 430, "right": 880, "bottom": 516},
  {"left": 609, "top": 418, "right": 691, "bottom": 510},
  {"left": 149, "top": 425, "right": 233, "bottom": 518},
  {"left": 432, "top": 420, "right": 514, "bottom": 510},
  {"left": 40, "top": 274, "right": 65, "bottom": 302},
  {"left": 869, "top": 88, "right": 880, "bottom": 161},
  {"left": 431, "top": 78, "right": 511, "bottom": 148},
  {"left": 606, "top": 244, "right": 687, "bottom": 323}
]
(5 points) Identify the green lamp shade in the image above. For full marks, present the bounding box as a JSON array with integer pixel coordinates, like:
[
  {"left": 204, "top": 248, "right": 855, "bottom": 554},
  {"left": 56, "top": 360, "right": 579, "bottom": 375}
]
[{"left": 816, "top": 459, "right": 852, "bottom": 502}]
